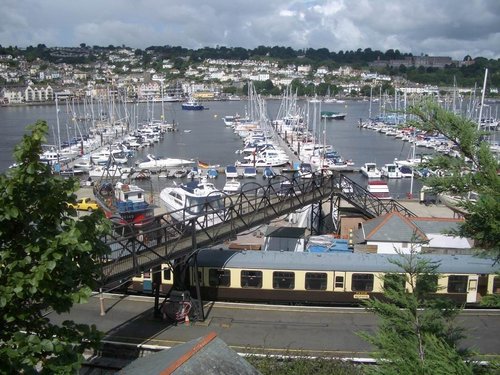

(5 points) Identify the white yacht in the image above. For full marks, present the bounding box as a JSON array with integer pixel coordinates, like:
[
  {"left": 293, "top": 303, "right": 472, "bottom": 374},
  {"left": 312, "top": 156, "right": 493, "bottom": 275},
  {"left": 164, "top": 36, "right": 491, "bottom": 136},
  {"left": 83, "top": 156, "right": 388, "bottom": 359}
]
[
  {"left": 136, "top": 154, "right": 194, "bottom": 172},
  {"left": 160, "top": 178, "right": 225, "bottom": 224},
  {"left": 223, "top": 178, "right": 241, "bottom": 194},
  {"left": 225, "top": 165, "right": 239, "bottom": 178},
  {"left": 360, "top": 162, "right": 382, "bottom": 179},
  {"left": 91, "top": 148, "right": 128, "bottom": 165},
  {"left": 381, "top": 163, "right": 402, "bottom": 179}
]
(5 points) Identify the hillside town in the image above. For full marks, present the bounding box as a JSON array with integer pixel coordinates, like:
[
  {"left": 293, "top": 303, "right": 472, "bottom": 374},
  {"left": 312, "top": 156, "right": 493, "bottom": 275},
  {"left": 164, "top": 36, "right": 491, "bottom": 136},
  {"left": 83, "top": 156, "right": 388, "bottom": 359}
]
[{"left": 1, "top": 45, "right": 494, "bottom": 105}]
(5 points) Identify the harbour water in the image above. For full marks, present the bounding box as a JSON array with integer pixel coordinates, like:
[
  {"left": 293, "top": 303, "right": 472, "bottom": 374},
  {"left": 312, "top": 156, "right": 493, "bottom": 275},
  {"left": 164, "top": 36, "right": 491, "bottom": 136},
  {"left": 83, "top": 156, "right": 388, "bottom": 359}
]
[{"left": 0, "top": 99, "right": 426, "bottom": 198}]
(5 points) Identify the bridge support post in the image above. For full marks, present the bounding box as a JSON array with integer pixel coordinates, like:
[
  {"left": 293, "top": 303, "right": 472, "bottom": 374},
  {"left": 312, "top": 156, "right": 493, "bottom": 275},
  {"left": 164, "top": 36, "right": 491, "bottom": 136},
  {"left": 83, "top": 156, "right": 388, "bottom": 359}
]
[
  {"left": 99, "top": 287, "right": 105, "bottom": 316},
  {"left": 193, "top": 253, "right": 204, "bottom": 322},
  {"left": 191, "top": 219, "right": 205, "bottom": 322},
  {"left": 152, "top": 265, "right": 161, "bottom": 318}
]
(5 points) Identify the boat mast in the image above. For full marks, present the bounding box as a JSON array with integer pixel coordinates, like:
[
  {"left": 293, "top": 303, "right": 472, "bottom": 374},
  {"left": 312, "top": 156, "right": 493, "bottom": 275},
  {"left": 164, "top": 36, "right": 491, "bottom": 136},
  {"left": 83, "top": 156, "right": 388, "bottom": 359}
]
[
  {"left": 368, "top": 86, "right": 373, "bottom": 119},
  {"left": 477, "top": 68, "right": 488, "bottom": 131},
  {"left": 55, "top": 94, "right": 62, "bottom": 153}
]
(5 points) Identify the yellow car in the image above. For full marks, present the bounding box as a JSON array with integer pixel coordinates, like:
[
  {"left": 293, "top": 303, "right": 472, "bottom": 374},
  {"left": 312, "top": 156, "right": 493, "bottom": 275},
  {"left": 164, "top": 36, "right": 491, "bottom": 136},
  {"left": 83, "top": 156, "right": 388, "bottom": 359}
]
[{"left": 67, "top": 197, "right": 99, "bottom": 211}]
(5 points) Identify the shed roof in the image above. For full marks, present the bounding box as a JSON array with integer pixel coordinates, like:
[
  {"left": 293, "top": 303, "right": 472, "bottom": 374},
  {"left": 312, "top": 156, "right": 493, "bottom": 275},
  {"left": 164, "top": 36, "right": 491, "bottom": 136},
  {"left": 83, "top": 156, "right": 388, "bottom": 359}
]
[
  {"left": 362, "top": 211, "right": 427, "bottom": 242},
  {"left": 119, "top": 332, "right": 260, "bottom": 375}
]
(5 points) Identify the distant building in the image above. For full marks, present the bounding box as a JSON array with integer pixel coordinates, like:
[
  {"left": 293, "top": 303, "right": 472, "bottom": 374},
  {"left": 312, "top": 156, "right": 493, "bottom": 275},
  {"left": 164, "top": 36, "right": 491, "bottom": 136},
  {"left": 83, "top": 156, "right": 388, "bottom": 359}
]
[
  {"left": 369, "top": 55, "right": 468, "bottom": 69},
  {"left": 25, "top": 85, "right": 54, "bottom": 102},
  {"left": 353, "top": 211, "right": 472, "bottom": 254}
]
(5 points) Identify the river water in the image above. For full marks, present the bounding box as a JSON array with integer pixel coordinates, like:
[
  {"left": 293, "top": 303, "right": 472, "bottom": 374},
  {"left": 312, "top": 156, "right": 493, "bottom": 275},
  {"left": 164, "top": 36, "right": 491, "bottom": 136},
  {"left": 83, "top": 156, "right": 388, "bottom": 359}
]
[{"left": 0, "top": 99, "right": 426, "bottom": 198}]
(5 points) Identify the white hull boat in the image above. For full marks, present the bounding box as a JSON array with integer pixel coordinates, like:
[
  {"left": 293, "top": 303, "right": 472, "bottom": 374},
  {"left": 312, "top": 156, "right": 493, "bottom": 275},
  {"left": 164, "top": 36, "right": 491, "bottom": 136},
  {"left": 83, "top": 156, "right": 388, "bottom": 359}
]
[{"left": 136, "top": 154, "right": 194, "bottom": 171}]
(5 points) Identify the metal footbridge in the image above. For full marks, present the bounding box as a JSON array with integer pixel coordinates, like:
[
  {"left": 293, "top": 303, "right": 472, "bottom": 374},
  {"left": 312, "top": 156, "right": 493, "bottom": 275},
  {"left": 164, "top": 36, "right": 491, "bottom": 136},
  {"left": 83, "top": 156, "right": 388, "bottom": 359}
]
[{"left": 100, "top": 172, "right": 415, "bottom": 287}]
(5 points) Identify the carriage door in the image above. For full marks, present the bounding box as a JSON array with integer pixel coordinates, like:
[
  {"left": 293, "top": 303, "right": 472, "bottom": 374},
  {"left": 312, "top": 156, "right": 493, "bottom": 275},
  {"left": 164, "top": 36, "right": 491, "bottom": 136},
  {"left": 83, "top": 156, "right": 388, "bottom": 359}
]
[
  {"left": 334, "top": 272, "right": 346, "bottom": 292},
  {"left": 467, "top": 275, "right": 479, "bottom": 303}
]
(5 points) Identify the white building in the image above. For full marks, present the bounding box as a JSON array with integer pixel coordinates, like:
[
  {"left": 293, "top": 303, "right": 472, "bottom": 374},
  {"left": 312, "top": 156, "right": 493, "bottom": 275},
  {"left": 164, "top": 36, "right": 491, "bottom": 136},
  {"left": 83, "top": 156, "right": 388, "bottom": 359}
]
[{"left": 353, "top": 212, "right": 472, "bottom": 254}]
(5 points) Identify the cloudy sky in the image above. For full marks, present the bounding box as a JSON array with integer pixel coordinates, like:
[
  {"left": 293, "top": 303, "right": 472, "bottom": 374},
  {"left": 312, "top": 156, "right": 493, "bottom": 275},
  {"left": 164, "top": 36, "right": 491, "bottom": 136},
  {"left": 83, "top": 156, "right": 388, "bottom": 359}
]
[{"left": 1, "top": 0, "right": 499, "bottom": 60}]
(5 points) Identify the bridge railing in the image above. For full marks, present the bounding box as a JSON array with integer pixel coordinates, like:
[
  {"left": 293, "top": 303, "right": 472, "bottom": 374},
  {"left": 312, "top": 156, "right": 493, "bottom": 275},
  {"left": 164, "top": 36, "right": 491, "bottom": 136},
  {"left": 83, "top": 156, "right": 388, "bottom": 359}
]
[
  {"left": 337, "top": 174, "right": 416, "bottom": 218},
  {"left": 98, "top": 172, "right": 340, "bottom": 284},
  {"left": 98, "top": 172, "right": 415, "bottom": 285}
]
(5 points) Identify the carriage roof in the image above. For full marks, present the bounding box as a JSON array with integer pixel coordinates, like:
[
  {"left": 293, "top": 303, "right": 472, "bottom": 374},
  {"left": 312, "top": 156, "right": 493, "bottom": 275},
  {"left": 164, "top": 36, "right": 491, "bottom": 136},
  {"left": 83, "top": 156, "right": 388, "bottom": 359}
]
[{"left": 194, "top": 249, "right": 498, "bottom": 275}]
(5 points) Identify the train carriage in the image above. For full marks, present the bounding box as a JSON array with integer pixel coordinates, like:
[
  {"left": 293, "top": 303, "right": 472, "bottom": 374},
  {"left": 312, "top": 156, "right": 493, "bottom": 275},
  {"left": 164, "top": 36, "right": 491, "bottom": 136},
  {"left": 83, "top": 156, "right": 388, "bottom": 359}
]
[
  {"left": 131, "top": 249, "right": 499, "bottom": 306},
  {"left": 187, "top": 249, "right": 499, "bottom": 305}
]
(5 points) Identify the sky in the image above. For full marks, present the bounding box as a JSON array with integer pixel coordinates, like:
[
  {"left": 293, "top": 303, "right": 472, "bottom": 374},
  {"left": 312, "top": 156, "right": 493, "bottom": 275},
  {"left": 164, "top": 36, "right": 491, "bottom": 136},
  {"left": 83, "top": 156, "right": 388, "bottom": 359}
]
[{"left": 1, "top": 0, "right": 500, "bottom": 60}]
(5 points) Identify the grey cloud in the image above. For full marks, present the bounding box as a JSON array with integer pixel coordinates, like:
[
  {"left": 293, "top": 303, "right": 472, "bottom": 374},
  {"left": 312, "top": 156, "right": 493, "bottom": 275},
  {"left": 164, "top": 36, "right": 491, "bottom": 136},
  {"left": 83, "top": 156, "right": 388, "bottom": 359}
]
[{"left": 0, "top": 0, "right": 498, "bottom": 59}]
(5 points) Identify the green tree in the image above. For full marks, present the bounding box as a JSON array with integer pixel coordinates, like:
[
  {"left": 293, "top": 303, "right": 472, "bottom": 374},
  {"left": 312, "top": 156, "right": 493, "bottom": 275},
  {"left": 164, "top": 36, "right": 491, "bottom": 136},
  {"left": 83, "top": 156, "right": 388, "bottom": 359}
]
[
  {"left": 360, "top": 246, "right": 476, "bottom": 374},
  {"left": 407, "top": 99, "right": 500, "bottom": 261},
  {"left": 0, "top": 121, "right": 110, "bottom": 373}
]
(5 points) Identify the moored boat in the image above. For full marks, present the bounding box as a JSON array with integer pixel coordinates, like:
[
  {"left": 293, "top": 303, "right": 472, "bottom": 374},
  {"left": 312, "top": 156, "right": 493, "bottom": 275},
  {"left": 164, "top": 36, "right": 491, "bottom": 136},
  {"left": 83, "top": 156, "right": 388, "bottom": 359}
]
[
  {"left": 381, "top": 163, "right": 402, "bottom": 179},
  {"left": 93, "top": 181, "right": 155, "bottom": 229},
  {"left": 182, "top": 97, "right": 204, "bottom": 110},
  {"left": 136, "top": 154, "right": 194, "bottom": 172},
  {"left": 320, "top": 111, "right": 346, "bottom": 120},
  {"left": 159, "top": 177, "right": 224, "bottom": 224},
  {"left": 360, "top": 162, "right": 382, "bottom": 179},
  {"left": 223, "top": 178, "right": 241, "bottom": 194}
]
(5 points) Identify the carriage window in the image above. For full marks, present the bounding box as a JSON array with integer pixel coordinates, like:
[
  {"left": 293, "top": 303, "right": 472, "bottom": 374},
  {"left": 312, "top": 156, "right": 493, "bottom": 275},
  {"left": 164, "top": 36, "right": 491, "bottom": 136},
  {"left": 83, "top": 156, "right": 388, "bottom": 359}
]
[
  {"left": 494, "top": 276, "right": 500, "bottom": 294},
  {"left": 209, "top": 269, "right": 231, "bottom": 287},
  {"left": 384, "top": 273, "right": 406, "bottom": 292},
  {"left": 352, "top": 273, "right": 374, "bottom": 291},
  {"left": 335, "top": 276, "right": 344, "bottom": 289},
  {"left": 305, "top": 272, "right": 327, "bottom": 290},
  {"left": 448, "top": 275, "right": 468, "bottom": 293},
  {"left": 241, "top": 270, "right": 262, "bottom": 288},
  {"left": 273, "top": 272, "right": 295, "bottom": 289},
  {"left": 163, "top": 269, "right": 171, "bottom": 281}
]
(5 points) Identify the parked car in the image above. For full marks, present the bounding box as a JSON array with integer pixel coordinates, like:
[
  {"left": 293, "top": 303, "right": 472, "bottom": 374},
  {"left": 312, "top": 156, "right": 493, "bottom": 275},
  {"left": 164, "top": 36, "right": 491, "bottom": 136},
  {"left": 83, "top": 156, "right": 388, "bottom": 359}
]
[{"left": 67, "top": 197, "right": 99, "bottom": 211}]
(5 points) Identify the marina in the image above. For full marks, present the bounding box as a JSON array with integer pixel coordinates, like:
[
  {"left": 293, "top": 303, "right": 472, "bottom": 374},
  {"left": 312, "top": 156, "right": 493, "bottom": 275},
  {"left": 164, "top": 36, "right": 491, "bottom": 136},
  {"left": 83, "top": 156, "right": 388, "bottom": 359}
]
[{"left": 2, "top": 97, "right": 498, "bottom": 201}]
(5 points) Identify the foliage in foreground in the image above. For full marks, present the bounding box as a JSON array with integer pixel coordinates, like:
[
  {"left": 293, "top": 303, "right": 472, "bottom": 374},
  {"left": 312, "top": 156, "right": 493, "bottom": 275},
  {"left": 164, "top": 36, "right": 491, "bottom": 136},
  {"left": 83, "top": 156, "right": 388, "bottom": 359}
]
[
  {"left": 246, "top": 354, "right": 363, "bottom": 375},
  {"left": 360, "top": 246, "right": 482, "bottom": 375},
  {"left": 0, "top": 120, "right": 110, "bottom": 373},
  {"left": 407, "top": 99, "right": 500, "bottom": 262}
]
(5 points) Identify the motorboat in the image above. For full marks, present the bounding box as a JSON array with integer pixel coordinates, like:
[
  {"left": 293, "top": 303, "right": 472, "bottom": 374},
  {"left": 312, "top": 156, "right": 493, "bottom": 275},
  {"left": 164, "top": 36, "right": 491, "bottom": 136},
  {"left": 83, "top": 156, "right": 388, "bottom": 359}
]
[
  {"left": 298, "top": 163, "right": 314, "bottom": 179},
  {"left": 181, "top": 97, "right": 204, "bottom": 110},
  {"left": 223, "top": 178, "right": 241, "bottom": 194},
  {"left": 381, "top": 163, "right": 402, "bottom": 179},
  {"left": 88, "top": 165, "right": 131, "bottom": 179},
  {"left": 39, "top": 149, "right": 69, "bottom": 166},
  {"left": 93, "top": 181, "right": 155, "bottom": 229},
  {"left": 262, "top": 166, "right": 276, "bottom": 179},
  {"left": 367, "top": 180, "right": 392, "bottom": 200},
  {"left": 398, "top": 165, "right": 414, "bottom": 178},
  {"left": 73, "top": 157, "right": 93, "bottom": 172},
  {"left": 236, "top": 156, "right": 289, "bottom": 168},
  {"left": 207, "top": 168, "right": 219, "bottom": 179},
  {"left": 320, "top": 111, "right": 346, "bottom": 120},
  {"left": 159, "top": 177, "right": 225, "bottom": 224},
  {"left": 360, "top": 162, "right": 382, "bottom": 179},
  {"left": 172, "top": 168, "right": 188, "bottom": 178},
  {"left": 187, "top": 166, "right": 202, "bottom": 179},
  {"left": 91, "top": 148, "right": 128, "bottom": 165},
  {"left": 243, "top": 167, "right": 257, "bottom": 178},
  {"left": 225, "top": 165, "right": 239, "bottom": 178},
  {"left": 136, "top": 154, "right": 193, "bottom": 172}
]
